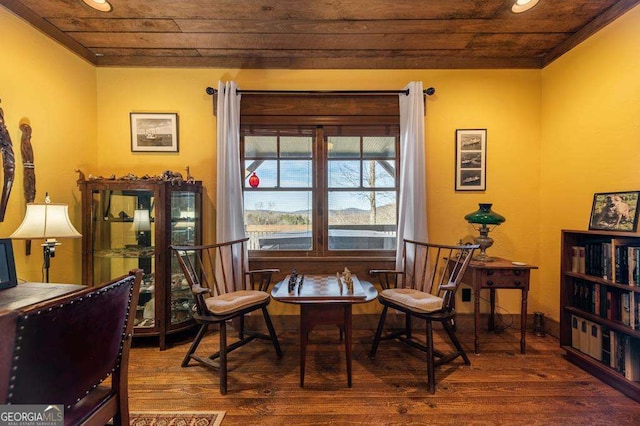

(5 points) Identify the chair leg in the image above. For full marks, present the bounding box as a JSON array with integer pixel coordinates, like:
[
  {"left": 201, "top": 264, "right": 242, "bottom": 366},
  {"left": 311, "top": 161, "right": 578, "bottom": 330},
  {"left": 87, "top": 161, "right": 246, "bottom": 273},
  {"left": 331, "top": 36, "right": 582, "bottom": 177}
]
[
  {"left": 405, "top": 312, "right": 412, "bottom": 339},
  {"left": 262, "top": 307, "right": 282, "bottom": 358},
  {"left": 238, "top": 315, "right": 245, "bottom": 340},
  {"left": 182, "top": 323, "right": 209, "bottom": 367},
  {"left": 219, "top": 322, "right": 227, "bottom": 395},
  {"left": 425, "top": 320, "right": 436, "bottom": 394},
  {"left": 442, "top": 319, "right": 471, "bottom": 365},
  {"left": 370, "top": 305, "right": 388, "bottom": 358}
]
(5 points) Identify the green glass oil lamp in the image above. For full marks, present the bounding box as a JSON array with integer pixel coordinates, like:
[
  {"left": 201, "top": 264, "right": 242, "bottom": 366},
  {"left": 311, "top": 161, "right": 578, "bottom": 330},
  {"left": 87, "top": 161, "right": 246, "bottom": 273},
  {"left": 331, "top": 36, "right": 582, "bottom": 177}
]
[{"left": 464, "top": 203, "right": 506, "bottom": 262}]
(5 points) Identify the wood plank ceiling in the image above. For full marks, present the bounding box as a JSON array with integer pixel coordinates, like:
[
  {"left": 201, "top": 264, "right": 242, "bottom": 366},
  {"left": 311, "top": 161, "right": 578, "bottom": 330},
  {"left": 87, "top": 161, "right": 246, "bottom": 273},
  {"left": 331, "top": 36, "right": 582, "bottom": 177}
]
[{"left": 1, "top": 0, "right": 639, "bottom": 69}]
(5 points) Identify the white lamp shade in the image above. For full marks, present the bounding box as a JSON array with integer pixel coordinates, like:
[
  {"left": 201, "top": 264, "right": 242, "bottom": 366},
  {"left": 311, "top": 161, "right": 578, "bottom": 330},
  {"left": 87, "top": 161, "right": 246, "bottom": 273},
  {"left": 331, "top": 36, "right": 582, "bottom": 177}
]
[
  {"left": 133, "top": 209, "right": 151, "bottom": 232},
  {"left": 10, "top": 203, "right": 82, "bottom": 240}
]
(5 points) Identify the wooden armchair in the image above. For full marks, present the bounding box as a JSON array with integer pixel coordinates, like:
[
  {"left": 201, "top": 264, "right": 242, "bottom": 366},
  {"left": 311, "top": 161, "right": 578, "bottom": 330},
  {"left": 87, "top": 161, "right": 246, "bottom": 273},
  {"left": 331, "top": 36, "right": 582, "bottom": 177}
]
[
  {"left": 369, "top": 239, "right": 477, "bottom": 393},
  {"left": 0, "top": 269, "right": 142, "bottom": 425},
  {"left": 171, "top": 237, "right": 282, "bottom": 395}
]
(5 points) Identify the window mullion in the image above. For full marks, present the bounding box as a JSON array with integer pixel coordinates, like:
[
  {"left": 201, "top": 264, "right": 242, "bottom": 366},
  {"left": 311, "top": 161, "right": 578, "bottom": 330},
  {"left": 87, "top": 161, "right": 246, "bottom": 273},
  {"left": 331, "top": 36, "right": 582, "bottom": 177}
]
[{"left": 316, "top": 127, "right": 325, "bottom": 256}]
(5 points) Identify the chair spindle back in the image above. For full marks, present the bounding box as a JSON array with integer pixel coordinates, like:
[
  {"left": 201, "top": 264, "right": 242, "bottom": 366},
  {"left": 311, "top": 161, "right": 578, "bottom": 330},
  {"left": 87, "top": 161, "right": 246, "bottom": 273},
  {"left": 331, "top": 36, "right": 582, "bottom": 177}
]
[
  {"left": 172, "top": 238, "right": 249, "bottom": 316},
  {"left": 402, "top": 239, "right": 477, "bottom": 307}
]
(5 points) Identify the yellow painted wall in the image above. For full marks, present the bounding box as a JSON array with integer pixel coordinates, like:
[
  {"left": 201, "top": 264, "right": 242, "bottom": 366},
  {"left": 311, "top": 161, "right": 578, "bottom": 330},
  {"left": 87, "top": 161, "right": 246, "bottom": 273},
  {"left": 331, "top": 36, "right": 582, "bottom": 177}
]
[
  {"left": 540, "top": 5, "right": 640, "bottom": 321},
  {"left": 0, "top": 6, "right": 97, "bottom": 284},
  {"left": 96, "top": 68, "right": 542, "bottom": 314}
]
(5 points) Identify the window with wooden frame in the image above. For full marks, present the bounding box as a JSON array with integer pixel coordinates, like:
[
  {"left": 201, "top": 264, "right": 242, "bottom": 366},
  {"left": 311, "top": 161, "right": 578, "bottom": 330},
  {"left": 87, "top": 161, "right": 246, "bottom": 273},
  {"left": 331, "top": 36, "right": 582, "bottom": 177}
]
[{"left": 240, "top": 94, "right": 400, "bottom": 258}]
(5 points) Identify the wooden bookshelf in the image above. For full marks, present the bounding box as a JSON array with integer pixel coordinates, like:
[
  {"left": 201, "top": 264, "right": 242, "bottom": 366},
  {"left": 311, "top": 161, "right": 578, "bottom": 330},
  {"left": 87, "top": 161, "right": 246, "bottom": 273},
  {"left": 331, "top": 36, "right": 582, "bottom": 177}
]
[{"left": 560, "top": 230, "right": 640, "bottom": 402}]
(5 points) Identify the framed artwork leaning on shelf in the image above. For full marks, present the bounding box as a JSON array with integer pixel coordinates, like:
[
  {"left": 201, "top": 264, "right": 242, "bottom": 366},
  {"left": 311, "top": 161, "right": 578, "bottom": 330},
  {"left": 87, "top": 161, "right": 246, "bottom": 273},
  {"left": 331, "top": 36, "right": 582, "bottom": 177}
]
[
  {"left": 455, "top": 129, "right": 486, "bottom": 191},
  {"left": 589, "top": 190, "right": 640, "bottom": 232},
  {"left": 130, "top": 112, "right": 179, "bottom": 152}
]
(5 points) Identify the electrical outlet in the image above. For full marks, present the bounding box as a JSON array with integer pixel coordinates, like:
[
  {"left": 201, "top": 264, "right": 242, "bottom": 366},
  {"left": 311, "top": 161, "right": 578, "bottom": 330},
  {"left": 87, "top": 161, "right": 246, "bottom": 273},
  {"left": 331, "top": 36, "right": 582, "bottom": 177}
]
[{"left": 461, "top": 288, "right": 472, "bottom": 302}]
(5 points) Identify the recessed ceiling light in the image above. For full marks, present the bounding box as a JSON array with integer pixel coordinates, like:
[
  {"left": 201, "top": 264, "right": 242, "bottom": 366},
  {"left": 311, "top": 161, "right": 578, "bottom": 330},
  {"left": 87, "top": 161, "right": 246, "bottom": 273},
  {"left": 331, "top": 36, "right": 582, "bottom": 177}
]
[
  {"left": 512, "top": 0, "right": 540, "bottom": 13},
  {"left": 82, "top": 0, "right": 112, "bottom": 12}
]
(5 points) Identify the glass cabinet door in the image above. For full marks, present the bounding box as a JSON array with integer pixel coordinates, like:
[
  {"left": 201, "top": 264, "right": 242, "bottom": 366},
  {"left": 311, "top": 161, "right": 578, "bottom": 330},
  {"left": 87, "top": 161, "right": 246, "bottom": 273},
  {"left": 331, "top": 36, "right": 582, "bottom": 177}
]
[
  {"left": 91, "top": 189, "right": 156, "bottom": 328},
  {"left": 170, "top": 190, "right": 200, "bottom": 325}
]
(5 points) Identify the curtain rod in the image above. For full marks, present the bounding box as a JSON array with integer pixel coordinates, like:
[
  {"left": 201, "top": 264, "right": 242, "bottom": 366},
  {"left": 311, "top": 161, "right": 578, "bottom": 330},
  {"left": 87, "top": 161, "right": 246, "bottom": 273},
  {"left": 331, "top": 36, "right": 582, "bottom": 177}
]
[{"left": 205, "top": 87, "right": 436, "bottom": 96}]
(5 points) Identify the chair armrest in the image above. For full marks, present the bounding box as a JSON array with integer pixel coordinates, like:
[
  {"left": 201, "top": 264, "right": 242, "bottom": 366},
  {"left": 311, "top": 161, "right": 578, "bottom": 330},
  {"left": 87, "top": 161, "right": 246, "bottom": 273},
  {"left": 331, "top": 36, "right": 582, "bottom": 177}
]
[
  {"left": 369, "top": 269, "right": 401, "bottom": 275},
  {"left": 246, "top": 269, "right": 280, "bottom": 292},
  {"left": 192, "top": 285, "right": 211, "bottom": 295},
  {"left": 368, "top": 269, "right": 403, "bottom": 290},
  {"left": 247, "top": 268, "right": 280, "bottom": 275}
]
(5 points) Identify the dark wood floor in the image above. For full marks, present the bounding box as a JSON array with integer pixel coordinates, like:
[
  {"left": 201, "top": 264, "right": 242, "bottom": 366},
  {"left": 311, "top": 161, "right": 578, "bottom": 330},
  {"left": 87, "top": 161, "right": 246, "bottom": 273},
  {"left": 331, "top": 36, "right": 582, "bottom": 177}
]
[{"left": 128, "top": 314, "right": 640, "bottom": 425}]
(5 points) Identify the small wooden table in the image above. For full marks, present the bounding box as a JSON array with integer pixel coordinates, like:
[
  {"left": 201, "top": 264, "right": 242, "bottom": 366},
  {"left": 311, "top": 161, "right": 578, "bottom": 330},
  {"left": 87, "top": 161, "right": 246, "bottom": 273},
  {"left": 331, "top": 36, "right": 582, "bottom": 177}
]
[
  {"left": 462, "top": 257, "right": 538, "bottom": 354},
  {"left": 0, "top": 282, "right": 86, "bottom": 312},
  {"left": 271, "top": 275, "right": 377, "bottom": 387}
]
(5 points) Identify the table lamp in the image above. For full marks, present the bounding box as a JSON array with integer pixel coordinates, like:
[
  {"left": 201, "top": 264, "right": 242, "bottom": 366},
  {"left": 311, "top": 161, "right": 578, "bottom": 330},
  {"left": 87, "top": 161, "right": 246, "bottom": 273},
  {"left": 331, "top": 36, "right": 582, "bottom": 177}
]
[
  {"left": 464, "top": 203, "right": 505, "bottom": 262},
  {"left": 10, "top": 193, "right": 81, "bottom": 282},
  {"left": 132, "top": 205, "right": 153, "bottom": 249}
]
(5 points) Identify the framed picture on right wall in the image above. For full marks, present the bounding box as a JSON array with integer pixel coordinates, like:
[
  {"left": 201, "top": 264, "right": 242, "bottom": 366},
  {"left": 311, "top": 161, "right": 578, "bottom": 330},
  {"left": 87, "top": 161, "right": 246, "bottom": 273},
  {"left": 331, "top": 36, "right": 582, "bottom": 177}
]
[
  {"left": 588, "top": 191, "right": 640, "bottom": 232},
  {"left": 455, "top": 129, "right": 487, "bottom": 191}
]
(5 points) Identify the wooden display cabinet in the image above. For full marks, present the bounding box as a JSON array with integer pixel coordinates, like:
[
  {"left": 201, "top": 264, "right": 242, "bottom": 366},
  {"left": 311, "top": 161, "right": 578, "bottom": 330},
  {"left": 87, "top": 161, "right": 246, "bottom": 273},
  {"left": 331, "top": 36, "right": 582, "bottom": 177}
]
[
  {"left": 560, "top": 229, "right": 640, "bottom": 402},
  {"left": 78, "top": 178, "right": 202, "bottom": 350}
]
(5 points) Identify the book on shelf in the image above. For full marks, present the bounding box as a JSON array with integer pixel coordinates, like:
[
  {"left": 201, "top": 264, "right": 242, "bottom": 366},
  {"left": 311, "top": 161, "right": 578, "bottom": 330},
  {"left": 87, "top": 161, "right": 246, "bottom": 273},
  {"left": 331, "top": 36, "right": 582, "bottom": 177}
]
[
  {"left": 636, "top": 294, "right": 640, "bottom": 331},
  {"left": 588, "top": 321, "right": 602, "bottom": 361},
  {"left": 615, "top": 244, "right": 629, "bottom": 284},
  {"left": 628, "top": 246, "right": 640, "bottom": 286},
  {"left": 579, "top": 317, "right": 590, "bottom": 354},
  {"left": 603, "top": 242, "right": 612, "bottom": 281},
  {"left": 604, "top": 288, "right": 623, "bottom": 322},
  {"left": 572, "top": 246, "right": 580, "bottom": 273},
  {"left": 610, "top": 330, "right": 620, "bottom": 371},
  {"left": 624, "top": 336, "right": 640, "bottom": 381},
  {"left": 571, "top": 245, "right": 585, "bottom": 273},
  {"left": 628, "top": 290, "right": 638, "bottom": 330},
  {"left": 571, "top": 315, "right": 580, "bottom": 349},
  {"left": 585, "top": 243, "right": 597, "bottom": 276},
  {"left": 622, "top": 292, "right": 631, "bottom": 327},
  {"left": 601, "top": 326, "right": 611, "bottom": 366}
]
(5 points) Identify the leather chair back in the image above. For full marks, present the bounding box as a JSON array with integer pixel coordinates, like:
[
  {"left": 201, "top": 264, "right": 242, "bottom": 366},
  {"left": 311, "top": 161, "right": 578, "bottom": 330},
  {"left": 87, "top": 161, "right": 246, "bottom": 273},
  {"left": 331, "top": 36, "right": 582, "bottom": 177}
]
[{"left": 0, "top": 270, "right": 141, "bottom": 425}]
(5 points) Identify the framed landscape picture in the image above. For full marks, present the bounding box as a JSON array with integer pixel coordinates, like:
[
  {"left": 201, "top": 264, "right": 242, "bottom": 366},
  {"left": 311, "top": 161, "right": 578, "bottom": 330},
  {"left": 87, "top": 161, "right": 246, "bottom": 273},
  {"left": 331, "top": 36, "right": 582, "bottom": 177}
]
[
  {"left": 130, "top": 112, "right": 179, "bottom": 152},
  {"left": 455, "top": 129, "right": 486, "bottom": 191},
  {"left": 589, "top": 191, "right": 640, "bottom": 232}
]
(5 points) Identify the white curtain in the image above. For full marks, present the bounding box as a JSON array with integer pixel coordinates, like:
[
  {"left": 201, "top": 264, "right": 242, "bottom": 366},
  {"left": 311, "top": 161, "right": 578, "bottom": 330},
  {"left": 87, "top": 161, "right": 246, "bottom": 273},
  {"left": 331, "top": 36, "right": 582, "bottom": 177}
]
[
  {"left": 397, "top": 81, "right": 429, "bottom": 289},
  {"left": 216, "top": 81, "right": 248, "bottom": 290}
]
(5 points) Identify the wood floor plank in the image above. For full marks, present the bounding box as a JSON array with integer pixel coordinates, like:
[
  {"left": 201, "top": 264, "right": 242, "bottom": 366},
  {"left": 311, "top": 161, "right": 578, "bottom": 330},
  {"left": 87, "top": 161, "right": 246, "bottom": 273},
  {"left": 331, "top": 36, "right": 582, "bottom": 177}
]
[{"left": 128, "top": 317, "right": 640, "bottom": 424}]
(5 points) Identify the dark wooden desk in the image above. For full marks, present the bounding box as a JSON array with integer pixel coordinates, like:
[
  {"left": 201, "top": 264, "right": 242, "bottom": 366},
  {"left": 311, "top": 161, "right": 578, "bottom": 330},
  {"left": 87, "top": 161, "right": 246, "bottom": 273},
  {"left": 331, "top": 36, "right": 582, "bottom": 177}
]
[
  {"left": 0, "top": 282, "right": 86, "bottom": 312},
  {"left": 271, "top": 275, "right": 377, "bottom": 387},
  {"left": 462, "top": 257, "right": 538, "bottom": 354}
]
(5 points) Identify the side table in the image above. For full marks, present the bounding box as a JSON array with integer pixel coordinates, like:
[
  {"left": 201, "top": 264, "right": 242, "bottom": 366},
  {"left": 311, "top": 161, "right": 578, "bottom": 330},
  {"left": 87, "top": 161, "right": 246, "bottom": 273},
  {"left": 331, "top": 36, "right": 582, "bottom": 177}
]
[{"left": 462, "top": 257, "right": 538, "bottom": 354}]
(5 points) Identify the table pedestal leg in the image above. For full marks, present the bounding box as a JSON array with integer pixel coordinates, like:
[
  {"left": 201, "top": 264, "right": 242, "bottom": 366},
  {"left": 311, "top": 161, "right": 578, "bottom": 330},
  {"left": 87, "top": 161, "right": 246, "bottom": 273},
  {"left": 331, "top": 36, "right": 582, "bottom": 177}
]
[
  {"left": 300, "top": 307, "right": 308, "bottom": 387},
  {"left": 520, "top": 288, "right": 528, "bottom": 354},
  {"left": 344, "top": 306, "right": 352, "bottom": 387},
  {"left": 299, "top": 304, "right": 353, "bottom": 387}
]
